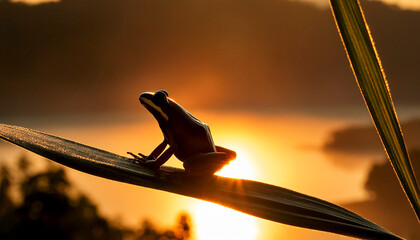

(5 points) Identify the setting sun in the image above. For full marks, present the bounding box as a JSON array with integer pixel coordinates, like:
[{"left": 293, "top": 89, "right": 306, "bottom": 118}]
[
  {"left": 216, "top": 146, "right": 256, "bottom": 180},
  {"left": 193, "top": 146, "right": 258, "bottom": 240}
]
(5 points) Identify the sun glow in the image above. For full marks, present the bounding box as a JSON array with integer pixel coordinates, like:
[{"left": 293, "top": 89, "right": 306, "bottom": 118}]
[
  {"left": 193, "top": 145, "right": 258, "bottom": 240},
  {"left": 194, "top": 201, "right": 258, "bottom": 240},
  {"left": 11, "top": 0, "right": 59, "bottom": 5},
  {"left": 216, "top": 146, "right": 256, "bottom": 180}
]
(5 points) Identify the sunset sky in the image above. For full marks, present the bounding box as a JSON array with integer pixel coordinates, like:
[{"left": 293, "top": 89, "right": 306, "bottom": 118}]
[
  {"left": 1, "top": 0, "right": 420, "bottom": 239},
  {"left": 2, "top": 0, "right": 420, "bottom": 116}
]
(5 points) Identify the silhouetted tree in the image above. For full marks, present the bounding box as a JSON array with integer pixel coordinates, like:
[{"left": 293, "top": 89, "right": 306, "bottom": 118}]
[
  {"left": 133, "top": 213, "right": 191, "bottom": 240},
  {"left": 0, "top": 156, "right": 192, "bottom": 240},
  {"left": 0, "top": 165, "right": 13, "bottom": 234}
]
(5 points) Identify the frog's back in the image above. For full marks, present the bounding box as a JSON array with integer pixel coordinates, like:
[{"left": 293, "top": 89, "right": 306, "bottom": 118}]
[
  {"left": 173, "top": 120, "right": 217, "bottom": 161},
  {"left": 164, "top": 102, "right": 216, "bottom": 160}
]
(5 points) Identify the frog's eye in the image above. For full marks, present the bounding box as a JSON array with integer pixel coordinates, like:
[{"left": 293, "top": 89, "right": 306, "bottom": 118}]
[
  {"left": 152, "top": 91, "right": 168, "bottom": 106},
  {"left": 157, "top": 89, "right": 169, "bottom": 97}
]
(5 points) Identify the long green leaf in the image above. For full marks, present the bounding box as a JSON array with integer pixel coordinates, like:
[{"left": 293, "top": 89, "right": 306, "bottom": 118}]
[
  {"left": 330, "top": 0, "right": 420, "bottom": 221},
  {"left": 0, "top": 123, "right": 401, "bottom": 239}
]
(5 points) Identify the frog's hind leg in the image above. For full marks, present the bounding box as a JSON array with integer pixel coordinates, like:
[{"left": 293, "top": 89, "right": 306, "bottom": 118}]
[
  {"left": 183, "top": 152, "right": 233, "bottom": 176},
  {"left": 215, "top": 146, "right": 237, "bottom": 160}
]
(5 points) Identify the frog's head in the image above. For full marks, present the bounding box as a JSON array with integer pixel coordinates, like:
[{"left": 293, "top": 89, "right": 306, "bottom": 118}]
[{"left": 139, "top": 90, "right": 170, "bottom": 122}]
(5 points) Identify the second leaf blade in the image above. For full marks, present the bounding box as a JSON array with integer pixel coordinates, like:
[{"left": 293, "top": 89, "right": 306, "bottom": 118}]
[{"left": 330, "top": 0, "right": 420, "bottom": 221}]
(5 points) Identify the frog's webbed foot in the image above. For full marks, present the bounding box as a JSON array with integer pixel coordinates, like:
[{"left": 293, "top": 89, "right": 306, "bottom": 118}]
[{"left": 127, "top": 152, "right": 151, "bottom": 164}]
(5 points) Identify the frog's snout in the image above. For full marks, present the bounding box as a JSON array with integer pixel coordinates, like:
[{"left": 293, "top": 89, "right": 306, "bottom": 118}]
[
  {"left": 139, "top": 92, "right": 153, "bottom": 106},
  {"left": 139, "top": 90, "right": 169, "bottom": 106},
  {"left": 139, "top": 91, "right": 169, "bottom": 121}
]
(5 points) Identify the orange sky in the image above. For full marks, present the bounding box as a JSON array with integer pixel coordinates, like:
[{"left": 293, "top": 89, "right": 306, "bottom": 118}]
[{"left": 1, "top": 0, "right": 420, "bottom": 117}]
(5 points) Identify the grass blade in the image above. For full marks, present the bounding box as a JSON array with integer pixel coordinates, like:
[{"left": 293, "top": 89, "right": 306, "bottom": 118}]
[
  {"left": 0, "top": 123, "right": 401, "bottom": 239},
  {"left": 330, "top": 0, "right": 420, "bottom": 221}
]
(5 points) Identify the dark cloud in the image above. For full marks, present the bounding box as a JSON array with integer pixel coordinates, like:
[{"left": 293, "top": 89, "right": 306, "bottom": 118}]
[
  {"left": 0, "top": 0, "right": 419, "bottom": 116},
  {"left": 323, "top": 118, "right": 420, "bottom": 155},
  {"left": 343, "top": 149, "right": 420, "bottom": 240}
]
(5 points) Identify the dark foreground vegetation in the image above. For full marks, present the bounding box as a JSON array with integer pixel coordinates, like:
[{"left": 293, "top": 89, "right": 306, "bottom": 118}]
[{"left": 0, "top": 156, "right": 191, "bottom": 240}]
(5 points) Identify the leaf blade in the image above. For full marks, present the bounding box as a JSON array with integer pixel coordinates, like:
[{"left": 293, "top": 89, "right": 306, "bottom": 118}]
[
  {"left": 330, "top": 0, "right": 420, "bottom": 221},
  {"left": 0, "top": 123, "right": 401, "bottom": 239}
]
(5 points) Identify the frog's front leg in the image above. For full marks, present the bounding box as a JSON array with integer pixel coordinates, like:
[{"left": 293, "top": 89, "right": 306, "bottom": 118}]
[
  {"left": 183, "top": 146, "right": 236, "bottom": 175},
  {"left": 127, "top": 140, "right": 168, "bottom": 164}
]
